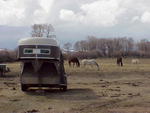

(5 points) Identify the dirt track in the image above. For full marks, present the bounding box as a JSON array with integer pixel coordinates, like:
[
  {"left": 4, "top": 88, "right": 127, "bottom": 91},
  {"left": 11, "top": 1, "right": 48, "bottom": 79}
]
[{"left": 0, "top": 59, "right": 150, "bottom": 113}]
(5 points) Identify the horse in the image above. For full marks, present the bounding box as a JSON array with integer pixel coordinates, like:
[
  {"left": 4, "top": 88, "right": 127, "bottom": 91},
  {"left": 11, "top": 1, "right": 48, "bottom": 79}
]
[
  {"left": 68, "top": 57, "right": 80, "bottom": 67},
  {"left": 117, "top": 57, "right": 123, "bottom": 66},
  {"left": 132, "top": 59, "right": 140, "bottom": 64},
  {"left": 81, "top": 59, "right": 100, "bottom": 70}
]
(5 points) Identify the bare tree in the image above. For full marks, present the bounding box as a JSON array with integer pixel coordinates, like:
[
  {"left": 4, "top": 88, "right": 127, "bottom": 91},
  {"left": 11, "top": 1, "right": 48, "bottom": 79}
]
[
  {"left": 137, "top": 39, "right": 150, "bottom": 57},
  {"left": 87, "top": 36, "right": 98, "bottom": 50},
  {"left": 43, "top": 24, "right": 56, "bottom": 38},
  {"left": 73, "top": 37, "right": 140, "bottom": 57},
  {"left": 31, "top": 24, "right": 44, "bottom": 37},
  {"left": 31, "top": 24, "right": 55, "bottom": 38},
  {"left": 63, "top": 43, "right": 72, "bottom": 52},
  {"left": 74, "top": 41, "right": 81, "bottom": 51}
]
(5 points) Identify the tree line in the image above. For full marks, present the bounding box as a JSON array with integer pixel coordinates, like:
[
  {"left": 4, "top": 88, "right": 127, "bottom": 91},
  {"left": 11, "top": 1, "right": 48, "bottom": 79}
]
[
  {"left": 64, "top": 36, "right": 150, "bottom": 58},
  {"left": 0, "top": 49, "right": 17, "bottom": 63},
  {"left": 0, "top": 23, "right": 150, "bottom": 63}
]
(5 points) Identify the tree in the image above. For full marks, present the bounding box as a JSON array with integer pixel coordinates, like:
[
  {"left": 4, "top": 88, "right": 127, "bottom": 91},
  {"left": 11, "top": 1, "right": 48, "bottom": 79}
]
[
  {"left": 63, "top": 43, "right": 72, "bottom": 52},
  {"left": 31, "top": 24, "right": 44, "bottom": 37},
  {"left": 137, "top": 39, "right": 150, "bottom": 57},
  {"left": 31, "top": 24, "right": 55, "bottom": 38},
  {"left": 43, "top": 24, "right": 56, "bottom": 38},
  {"left": 73, "top": 36, "right": 138, "bottom": 57}
]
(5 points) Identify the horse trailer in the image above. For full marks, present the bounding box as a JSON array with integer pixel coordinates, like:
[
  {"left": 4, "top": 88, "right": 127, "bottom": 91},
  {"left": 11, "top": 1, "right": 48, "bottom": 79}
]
[{"left": 18, "top": 37, "right": 67, "bottom": 91}]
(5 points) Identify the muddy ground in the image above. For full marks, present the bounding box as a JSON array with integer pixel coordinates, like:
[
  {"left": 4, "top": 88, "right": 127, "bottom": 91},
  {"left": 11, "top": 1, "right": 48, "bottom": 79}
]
[{"left": 0, "top": 58, "right": 150, "bottom": 113}]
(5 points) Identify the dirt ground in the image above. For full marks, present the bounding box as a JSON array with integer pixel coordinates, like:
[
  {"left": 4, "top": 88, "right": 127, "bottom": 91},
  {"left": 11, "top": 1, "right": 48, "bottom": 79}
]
[{"left": 0, "top": 58, "right": 150, "bottom": 113}]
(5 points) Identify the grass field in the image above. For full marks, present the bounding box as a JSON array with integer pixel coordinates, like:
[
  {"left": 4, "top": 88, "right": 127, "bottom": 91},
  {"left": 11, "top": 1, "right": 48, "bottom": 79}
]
[{"left": 0, "top": 58, "right": 150, "bottom": 113}]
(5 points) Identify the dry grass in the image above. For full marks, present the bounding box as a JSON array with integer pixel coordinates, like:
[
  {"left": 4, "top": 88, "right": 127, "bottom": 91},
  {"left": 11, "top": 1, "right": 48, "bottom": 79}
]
[
  {"left": 65, "top": 58, "right": 150, "bottom": 77},
  {"left": 64, "top": 58, "right": 150, "bottom": 113},
  {"left": 0, "top": 58, "right": 150, "bottom": 113}
]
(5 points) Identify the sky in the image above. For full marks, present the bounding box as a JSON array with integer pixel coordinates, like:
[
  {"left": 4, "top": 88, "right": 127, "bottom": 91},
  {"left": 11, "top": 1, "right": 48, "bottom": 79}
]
[{"left": 0, "top": 0, "right": 150, "bottom": 49}]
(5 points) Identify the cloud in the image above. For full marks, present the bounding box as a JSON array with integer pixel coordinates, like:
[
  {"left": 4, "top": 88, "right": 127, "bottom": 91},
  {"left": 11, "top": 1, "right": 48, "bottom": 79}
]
[
  {"left": 59, "top": 0, "right": 125, "bottom": 27},
  {"left": 0, "top": 0, "right": 54, "bottom": 26},
  {"left": 60, "top": 9, "right": 76, "bottom": 21},
  {"left": 141, "top": 11, "right": 150, "bottom": 23},
  {"left": 58, "top": 0, "right": 150, "bottom": 27},
  {"left": 131, "top": 16, "right": 140, "bottom": 23},
  {"left": 1, "top": 0, "right": 150, "bottom": 27}
]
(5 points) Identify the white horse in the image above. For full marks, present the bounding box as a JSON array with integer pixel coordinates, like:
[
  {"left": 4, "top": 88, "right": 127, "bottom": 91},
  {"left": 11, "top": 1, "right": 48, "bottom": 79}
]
[
  {"left": 81, "top": 59, "right": 100, "bottom": 70},
  {"left": 132, "top": 59, "right": 140, "bottom": 64}
]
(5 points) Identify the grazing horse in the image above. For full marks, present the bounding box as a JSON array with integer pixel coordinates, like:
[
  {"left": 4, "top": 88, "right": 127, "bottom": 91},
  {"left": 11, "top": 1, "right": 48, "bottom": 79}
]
[
  {"left": 132, "top": 59, "right": 140, "bottom": 64},
  {"left": 68, "top": 57, "right": 80, "bottom": 67},
  {"left": 117, "top": 57, "right": 123, "bottom": 66},
  {"left": 81, "top": 59, "right": 100, "bottom": 70}
]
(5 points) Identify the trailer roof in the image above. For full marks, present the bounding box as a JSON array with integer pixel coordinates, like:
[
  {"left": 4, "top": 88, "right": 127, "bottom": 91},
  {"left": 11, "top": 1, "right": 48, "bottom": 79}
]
[{"left": 18, "top": 37, "right": 59, "bottom": 46}]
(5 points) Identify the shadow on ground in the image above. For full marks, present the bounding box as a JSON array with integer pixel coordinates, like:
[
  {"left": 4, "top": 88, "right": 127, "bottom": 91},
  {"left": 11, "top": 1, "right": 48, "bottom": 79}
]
[{"left": 25, "top": 88, "right": 98, "bottom": 101}]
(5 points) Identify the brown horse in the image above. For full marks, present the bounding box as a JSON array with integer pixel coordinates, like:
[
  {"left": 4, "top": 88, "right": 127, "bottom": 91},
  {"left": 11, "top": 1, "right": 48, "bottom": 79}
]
[
  {"left": 68, "top": 57, "right": 80, "bottom": 67},
  {"left": 117, "top": 57, "right": 123, "bottom": 66}
]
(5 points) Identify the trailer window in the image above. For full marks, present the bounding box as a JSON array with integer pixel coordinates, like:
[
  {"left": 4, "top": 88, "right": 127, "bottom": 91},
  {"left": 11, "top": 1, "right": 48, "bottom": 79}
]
[
  {"left": 40, "top": 49, "right": 50, "bottom": 54},
  {"left": 24, "top": 49, "right": 33, "bottom": 54},
  {"left": 24, "top": 48, "right": 50, "bottom": 54}
]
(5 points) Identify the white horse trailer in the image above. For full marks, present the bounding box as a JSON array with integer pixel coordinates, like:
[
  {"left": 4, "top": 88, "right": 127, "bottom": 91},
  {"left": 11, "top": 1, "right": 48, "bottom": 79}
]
[{"left": 18, "top": 37, "right": 67, "bottom": 91}]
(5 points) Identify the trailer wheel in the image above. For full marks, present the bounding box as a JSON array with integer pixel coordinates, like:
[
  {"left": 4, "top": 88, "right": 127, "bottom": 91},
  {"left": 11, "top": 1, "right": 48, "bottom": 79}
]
[{"left": 21, "top": 84, "right": 28, "bottom": 91}]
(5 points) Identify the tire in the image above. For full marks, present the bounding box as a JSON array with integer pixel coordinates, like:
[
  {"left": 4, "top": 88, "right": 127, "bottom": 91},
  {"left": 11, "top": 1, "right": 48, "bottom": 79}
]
[{"left": 21, "top": 84, "right": 28, "bottom": 91}]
